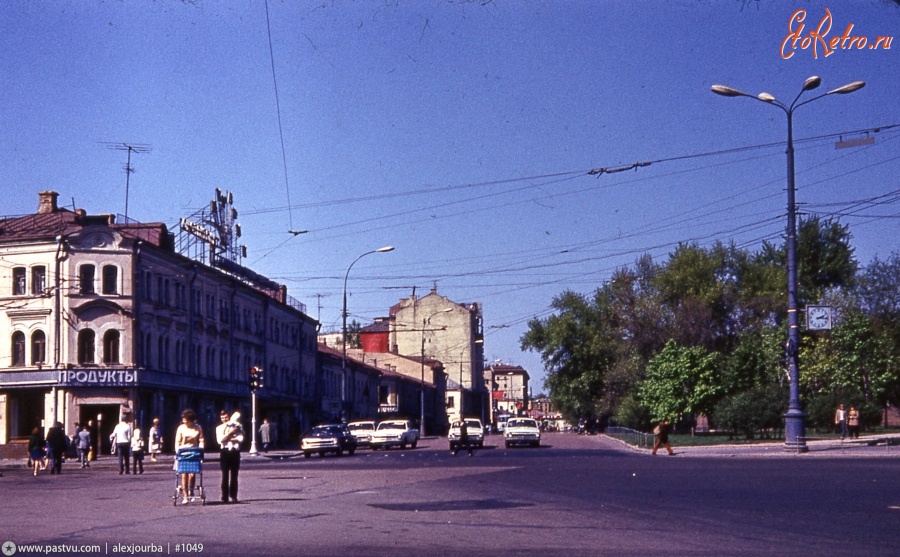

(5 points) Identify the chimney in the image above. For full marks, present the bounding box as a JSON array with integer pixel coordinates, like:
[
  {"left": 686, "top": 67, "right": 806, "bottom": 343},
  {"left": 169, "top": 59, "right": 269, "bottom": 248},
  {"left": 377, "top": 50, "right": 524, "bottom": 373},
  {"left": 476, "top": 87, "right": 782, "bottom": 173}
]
[{"left": 38, "top": 191, "right": 59, "bottom": 214}]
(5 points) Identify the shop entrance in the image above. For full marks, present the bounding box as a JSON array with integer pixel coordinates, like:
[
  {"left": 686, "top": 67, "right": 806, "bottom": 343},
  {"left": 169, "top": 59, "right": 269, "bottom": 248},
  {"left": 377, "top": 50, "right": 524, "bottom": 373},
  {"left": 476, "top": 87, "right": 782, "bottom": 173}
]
[{"left": 79, "top": 404, "right": 121, "bottom": 456}]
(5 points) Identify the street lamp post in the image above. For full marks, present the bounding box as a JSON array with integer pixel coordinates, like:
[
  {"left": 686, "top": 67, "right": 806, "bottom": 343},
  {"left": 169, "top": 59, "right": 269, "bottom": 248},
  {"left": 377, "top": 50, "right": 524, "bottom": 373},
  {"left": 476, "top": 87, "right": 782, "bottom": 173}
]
[
  {"left": 420, "top": 308, "right": 452, "bottom": 437},
  {"left": 712, "top": 76, "right": 865, "bottom": 453},
  {"left": 342, "top": 246, "right": 394, "bottom": 422}
]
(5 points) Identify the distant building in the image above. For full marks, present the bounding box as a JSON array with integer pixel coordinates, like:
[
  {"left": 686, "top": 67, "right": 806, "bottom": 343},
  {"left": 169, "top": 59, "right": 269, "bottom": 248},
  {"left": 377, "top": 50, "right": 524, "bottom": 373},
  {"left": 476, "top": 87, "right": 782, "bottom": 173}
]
[{"left": 485, "top": 362, "right": 530, "bottom": 427}]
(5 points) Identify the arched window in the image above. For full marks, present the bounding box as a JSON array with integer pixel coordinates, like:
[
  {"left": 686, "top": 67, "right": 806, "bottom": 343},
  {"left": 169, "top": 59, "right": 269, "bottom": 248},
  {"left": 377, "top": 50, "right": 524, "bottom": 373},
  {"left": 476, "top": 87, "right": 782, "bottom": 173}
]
[
  {"left": 79, "top": 265, "right": 95, "bottom": 294},
  {"left": 102, "top": 265, "right": 118, "bottom": 295},
  {"left": 31, "top": 331, "right": 46, "bottom": 365},
  {"left": 103, "top": 330, "right": 120, "bottom": 364},
  {"left": 77, "top": 329, "right": 95, "bottom": 364},
  {"left": 12, "top": 331, "right": 25, "bottom": 366}
]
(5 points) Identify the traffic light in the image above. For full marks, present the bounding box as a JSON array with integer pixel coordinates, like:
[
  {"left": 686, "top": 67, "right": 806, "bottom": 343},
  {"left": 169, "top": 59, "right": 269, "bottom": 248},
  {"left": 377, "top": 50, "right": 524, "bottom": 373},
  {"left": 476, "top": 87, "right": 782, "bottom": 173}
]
[
  {"left": 249, "top": 366, "right": 260, "bottom": 392},
  {"left": 256, "top": 367, "right": 265, "bottom": 390}
]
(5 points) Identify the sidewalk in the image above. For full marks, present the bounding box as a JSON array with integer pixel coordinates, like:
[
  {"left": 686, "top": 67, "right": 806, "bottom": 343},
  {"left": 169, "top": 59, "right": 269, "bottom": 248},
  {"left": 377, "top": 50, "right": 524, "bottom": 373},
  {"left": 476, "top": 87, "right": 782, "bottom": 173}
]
[{"left": 600, "top": 432, "right": 900, "bottom": 458}]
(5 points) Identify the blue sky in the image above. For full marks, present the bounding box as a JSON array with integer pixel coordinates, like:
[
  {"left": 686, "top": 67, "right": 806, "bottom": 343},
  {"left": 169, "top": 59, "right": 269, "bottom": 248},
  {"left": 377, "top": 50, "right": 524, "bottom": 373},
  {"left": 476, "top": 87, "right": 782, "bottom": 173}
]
[{"left": 2, "top": 1, "right": 898, "bottom": 391}]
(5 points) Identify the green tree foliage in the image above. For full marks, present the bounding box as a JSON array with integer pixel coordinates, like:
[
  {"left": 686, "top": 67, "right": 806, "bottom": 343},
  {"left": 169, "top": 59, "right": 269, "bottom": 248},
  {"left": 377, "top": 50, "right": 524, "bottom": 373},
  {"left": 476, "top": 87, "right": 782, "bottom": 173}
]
[
  {"left": 520, "top": 291, "right": 617, "bottom": 423},
  {"left": 638, "top": 340, "right": 721, "bottom": 421},
  {"left": 714, "top": 385, "right": 785, "bottom": 439}
]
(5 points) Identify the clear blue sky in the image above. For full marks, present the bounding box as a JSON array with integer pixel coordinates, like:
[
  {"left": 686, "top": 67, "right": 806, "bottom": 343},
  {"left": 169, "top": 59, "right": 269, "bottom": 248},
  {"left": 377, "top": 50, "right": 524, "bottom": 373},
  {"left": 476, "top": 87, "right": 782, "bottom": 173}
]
[{"left": 2, "top": 1, "right": 897, "bottom": 391}]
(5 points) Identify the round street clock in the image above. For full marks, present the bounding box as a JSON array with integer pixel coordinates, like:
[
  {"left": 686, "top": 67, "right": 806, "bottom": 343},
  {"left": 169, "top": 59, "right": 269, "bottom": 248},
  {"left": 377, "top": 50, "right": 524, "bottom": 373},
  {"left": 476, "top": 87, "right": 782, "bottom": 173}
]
[{"left": 806, "top": 306, "right": 833, "bottom": 330}]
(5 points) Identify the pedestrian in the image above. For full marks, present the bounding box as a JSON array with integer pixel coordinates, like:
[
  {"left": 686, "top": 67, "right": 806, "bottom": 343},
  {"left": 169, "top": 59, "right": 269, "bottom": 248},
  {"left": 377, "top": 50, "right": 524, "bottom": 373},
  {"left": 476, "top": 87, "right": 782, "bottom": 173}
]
[
  {"left": 452, "top": 419, "right": 473, "bottom": 457},
  {"left": 847, "top": 406, "right": 861, "bottom": 439},
  {"left": 651, "top": 419, "right": 674, "bottom": 455},
  {"left": 45, "top": 421, "right": 68, "bottom": 474},
  {"left": 259, "top": 418, "right": 272, "bottom": 452},
  {"left": 216, "top": 410, "right": 244, "bottom": 504},
  {"left": 131, "top": 427, "right": 145, "bottom": 474},
  {"left": 28, "top": 426, "right": 46, "bottom": 476},
  {"left": 76, "top": 422, "right": 91, "bottom": 468},
  {"left": 110, "top": 416, "right": 133, "bottom": 474},
  {"left": 835, "top": 404, "right": 848, "bottom": 440},
  {"left": 175, "top": 408, "right": 205, "bottom": 504},
  {"left": 148, "top": 418, "right": 163, "bottom": 462}
]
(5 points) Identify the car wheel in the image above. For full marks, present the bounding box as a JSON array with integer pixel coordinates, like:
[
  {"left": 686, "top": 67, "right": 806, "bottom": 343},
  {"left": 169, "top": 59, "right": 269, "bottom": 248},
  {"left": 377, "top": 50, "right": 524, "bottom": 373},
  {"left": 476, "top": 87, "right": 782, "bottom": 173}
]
[
  {"left": 411, "top": 440, "right": 418, "bottom": 449},
  {"left": 399, "top": 442, "right": 406, "bottom": 450},
  {"left": 304, "top": 452, "right": 311, "bottom": 459},
  {"left": 348, "top": 447, "right": 356, "bottom": 456},
  {"left": 336, "top": 447, "right": 343, "bottom": 457},
  {"left": 319, "top": 451, "right": 325, "bottom": 458},
  {"left": 449, "top": 442, "right": 456, "bottom": 451},
  {"left": 505, "top": 441, "right": 511, "bottom": 448}
]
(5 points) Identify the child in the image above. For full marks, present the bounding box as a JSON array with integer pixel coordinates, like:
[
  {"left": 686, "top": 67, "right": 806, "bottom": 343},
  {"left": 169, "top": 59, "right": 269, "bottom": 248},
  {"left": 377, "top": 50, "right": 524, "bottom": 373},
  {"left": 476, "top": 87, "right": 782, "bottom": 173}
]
[{"left": 131, "top": 427, "right": 145, "bottom": 474}]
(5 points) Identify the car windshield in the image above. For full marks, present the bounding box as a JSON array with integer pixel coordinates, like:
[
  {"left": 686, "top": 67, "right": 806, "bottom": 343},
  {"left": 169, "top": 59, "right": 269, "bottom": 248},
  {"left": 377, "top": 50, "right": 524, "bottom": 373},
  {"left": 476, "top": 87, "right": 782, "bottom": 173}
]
[
  {"left": 377, "top": 422, "right": 404, "bottom": 430},
  {"left": 509, "top": 419, "right": 537, "bottom": 428},
  {"left": 349, "top": 424, "right": 374, "bottom": 431},
  {"left": 310, "top": 426, "right": 340, "bottom": 437},
  {"left": 465, "top": 420, "right": 481, "bottom": 429}
]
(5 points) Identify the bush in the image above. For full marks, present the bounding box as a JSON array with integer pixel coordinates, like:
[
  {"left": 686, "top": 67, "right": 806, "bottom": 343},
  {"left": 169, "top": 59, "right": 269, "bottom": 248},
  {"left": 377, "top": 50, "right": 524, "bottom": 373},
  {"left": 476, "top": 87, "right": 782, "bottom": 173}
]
[
  {"left": 612, "top": 394, "right": 653, "bottom": 431},
  {"left": 714, "top": 386, "right": 785, "bottom": 439}
]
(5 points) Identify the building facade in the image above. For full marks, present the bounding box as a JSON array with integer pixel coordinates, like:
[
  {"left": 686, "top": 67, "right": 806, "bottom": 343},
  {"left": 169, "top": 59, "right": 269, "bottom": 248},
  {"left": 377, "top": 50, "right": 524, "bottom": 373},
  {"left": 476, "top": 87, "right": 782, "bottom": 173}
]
[
  {"left": 388, "top": 289, "right": 486, "bottom": 423},
  {"left": 0, "top": 191, "right": 318, "bottom": 450}
]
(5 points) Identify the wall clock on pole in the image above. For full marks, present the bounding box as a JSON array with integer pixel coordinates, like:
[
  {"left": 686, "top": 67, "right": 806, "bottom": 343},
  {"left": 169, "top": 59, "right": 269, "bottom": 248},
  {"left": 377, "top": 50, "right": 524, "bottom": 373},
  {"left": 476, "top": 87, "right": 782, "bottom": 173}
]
[{"left": 806, "top": 306, "right": 833, "bottom": 331}]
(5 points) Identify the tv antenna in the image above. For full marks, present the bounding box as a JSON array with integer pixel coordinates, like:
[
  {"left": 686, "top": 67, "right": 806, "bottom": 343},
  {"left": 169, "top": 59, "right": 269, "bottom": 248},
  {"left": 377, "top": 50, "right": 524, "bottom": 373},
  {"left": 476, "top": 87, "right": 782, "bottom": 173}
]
[{"left": 102, "top": 142, "right": 151, "bottom": 220}]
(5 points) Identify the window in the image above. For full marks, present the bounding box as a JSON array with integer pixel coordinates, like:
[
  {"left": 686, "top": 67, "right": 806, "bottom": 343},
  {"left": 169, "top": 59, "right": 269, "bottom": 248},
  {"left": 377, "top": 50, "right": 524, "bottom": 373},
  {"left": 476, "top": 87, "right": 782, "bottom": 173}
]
[
  {"left": 79, "top": 265, "right": 95, "bottom": 294},
  {"left": 12, "top": 331, "right": 25, "bottom": 366},
  {"left": 77, "top": 329, "right": 95, "bottom": 364},
  {"left": 31, "top": 331, "right": 46, "bottom": 365},
  {"left": 13, "top": 267, "right": 26, "bottom": 295},
  {"left": 103, "top": 330, "right": 120, "bottom": 364},
  {"left": 102, "top": 265, "right": 118, "bottom": 295},
  {"left": 32, "top": 266, "right": 46, "bottom": 294}
]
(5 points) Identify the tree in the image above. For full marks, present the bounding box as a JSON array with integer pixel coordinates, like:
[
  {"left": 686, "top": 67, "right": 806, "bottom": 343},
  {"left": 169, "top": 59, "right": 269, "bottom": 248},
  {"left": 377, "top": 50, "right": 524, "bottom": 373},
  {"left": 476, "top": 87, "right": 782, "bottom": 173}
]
[
  {"left": 638, "top": 340, "right": 722, "bottom": 421},
  {"left": 521, "top": 291, "right": 617, "bottom": 422}
]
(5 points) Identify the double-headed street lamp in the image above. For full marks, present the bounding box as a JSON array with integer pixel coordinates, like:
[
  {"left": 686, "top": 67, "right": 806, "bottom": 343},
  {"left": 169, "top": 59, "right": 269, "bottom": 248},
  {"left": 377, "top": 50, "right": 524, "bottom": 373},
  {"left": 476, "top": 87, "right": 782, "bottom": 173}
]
[
  {"left": 711, "top": 76, "right": 865, "bottom": 452},
  {"left": 341, "top": 246, "right": 394, "bottom": 421},
  {"left": 420, "top": 308, "right": 452, "bottom": 437}
]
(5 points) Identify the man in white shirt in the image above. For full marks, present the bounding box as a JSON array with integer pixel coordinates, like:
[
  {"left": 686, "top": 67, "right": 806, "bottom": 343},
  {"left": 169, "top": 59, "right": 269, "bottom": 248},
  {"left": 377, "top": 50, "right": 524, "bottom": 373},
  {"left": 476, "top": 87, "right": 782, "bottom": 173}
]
[
  {"left": 216, "top": 411, "right": 244, "bottom": 504},
  {"left": 110, "top": 417, "right": 133, "bottom": 475}
]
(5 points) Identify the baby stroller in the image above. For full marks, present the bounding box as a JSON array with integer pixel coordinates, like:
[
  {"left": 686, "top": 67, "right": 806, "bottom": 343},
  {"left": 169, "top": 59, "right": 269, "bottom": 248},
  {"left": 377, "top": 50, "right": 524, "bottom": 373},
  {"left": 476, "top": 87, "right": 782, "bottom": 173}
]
[{"left": 173, "top": 447, "right": 205, "bottom": 506}]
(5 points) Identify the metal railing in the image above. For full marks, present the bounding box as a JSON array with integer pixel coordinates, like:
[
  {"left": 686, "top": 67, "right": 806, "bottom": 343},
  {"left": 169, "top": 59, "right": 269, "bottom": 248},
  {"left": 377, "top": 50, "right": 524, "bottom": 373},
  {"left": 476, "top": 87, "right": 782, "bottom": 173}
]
[{"left": 605, "top": 426, "right": 655, "bottom": 449}]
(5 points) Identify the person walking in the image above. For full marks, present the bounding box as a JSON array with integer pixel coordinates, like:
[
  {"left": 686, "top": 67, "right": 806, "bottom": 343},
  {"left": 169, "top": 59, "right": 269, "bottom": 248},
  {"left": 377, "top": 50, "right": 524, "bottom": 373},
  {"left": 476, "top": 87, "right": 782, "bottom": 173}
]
[
  {"left": 28, "top": 426, "right": 46, "bottom": 476},
  {"left": 175, "top": 408, "right": 205, "bottom": 504},
  {"left": 87, "top": 419, "right": 98, "bottom": 462},
  {"left": 76, "top": 423, "right": 91, "bottom": 468},
  {"left": 835, "top": 404, "right": 848, "bottom": 440},
  {"left": 847, "top": 406, "right": 861, "bottom": 439},
  {"left": 216, "top": 410, "right": 244, "bottom": 504},
  {"left": 110, "top": 416, "right": 133, "bottom": 474},
  {"left": 452, "top": 419, "right": 473, "bottom": 457},
  {"left": 46, "top": 421, "right": 68, "bottom": 474},
  {"left": 259, "top": 418, "right": 272, "bottom": 452},
  {"left": 651, "top": 419, "right": 675, "bottom": 455},
  {"left": 131, "top": 427, "right": 145, "bottom": 474},
  {"left": 148, "top": 418, "right": 163, "bottom": 462}
]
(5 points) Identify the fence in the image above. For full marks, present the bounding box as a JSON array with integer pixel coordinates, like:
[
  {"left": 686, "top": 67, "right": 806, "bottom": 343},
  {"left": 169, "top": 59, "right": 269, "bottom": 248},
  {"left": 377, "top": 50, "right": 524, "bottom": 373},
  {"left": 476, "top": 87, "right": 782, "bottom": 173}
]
[{"left": 605, "top": 426, "right": 655, "bottom": 449}]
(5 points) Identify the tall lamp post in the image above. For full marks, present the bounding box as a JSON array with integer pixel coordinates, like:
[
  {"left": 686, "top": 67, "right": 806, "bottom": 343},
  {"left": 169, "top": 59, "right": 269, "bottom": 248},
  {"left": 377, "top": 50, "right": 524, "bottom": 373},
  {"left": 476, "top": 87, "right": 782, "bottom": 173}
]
[
  {"left": 711, "top": 76, "right": 865, "bottom": 452},
  {"left": 342, "top": 246, "right": 394, "bottom": 422},
  {"left": 420, "top": 308, "right": 452, "bottom": 437}
]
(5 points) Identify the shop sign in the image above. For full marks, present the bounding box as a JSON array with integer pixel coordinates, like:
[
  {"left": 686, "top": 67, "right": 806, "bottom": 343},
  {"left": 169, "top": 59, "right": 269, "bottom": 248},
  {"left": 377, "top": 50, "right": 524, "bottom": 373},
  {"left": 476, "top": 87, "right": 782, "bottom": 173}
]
[{"left": 58, "top": 369, "right": 138, "bottom": 386}]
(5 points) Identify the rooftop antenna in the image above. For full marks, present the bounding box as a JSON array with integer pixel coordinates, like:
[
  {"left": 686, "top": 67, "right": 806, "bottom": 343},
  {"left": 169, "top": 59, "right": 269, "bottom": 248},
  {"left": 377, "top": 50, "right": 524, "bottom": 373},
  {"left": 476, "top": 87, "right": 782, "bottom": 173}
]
[{"left": 102, "top": 142, "right": 151, "bottom": 220}]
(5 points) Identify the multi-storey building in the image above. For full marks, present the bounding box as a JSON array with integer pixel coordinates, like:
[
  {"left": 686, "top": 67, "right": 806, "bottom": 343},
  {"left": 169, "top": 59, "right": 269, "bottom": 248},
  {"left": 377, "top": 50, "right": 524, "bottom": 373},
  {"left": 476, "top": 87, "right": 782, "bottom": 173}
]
[
  {"left": 387, "top": 289, "right": 486, "bottom": 423},
  {"left": 0, "top": 191, "right": 318, "bottom": 451},
  {"left": 485, "top": 362, "right": 530, "bottom": 426}
]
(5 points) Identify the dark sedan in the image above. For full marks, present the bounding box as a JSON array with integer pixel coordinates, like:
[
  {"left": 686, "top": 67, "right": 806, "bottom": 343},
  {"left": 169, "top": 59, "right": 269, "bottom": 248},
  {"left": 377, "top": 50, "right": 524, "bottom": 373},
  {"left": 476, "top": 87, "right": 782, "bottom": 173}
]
[{"left": 300, "top": 424, "right": 358, "bottom": 458}]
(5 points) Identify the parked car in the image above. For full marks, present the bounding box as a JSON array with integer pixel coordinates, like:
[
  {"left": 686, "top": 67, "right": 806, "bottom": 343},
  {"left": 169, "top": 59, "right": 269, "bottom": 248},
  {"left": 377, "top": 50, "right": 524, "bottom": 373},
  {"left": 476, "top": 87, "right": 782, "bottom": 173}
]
[
  {"left": 300, "top": 424, "right": 358, "bottom": 458},
  {"left": 370, "top": 420, "right": 419, "bottom": 450},
  {"left": 504, "top": 417, "right": 541, "bottom": 448},
  {"left": 448, "top": 418, "right": 485, "bottom": 451},
  {"left": 347, "top": 421, "right": 377, "bottom": 447}
]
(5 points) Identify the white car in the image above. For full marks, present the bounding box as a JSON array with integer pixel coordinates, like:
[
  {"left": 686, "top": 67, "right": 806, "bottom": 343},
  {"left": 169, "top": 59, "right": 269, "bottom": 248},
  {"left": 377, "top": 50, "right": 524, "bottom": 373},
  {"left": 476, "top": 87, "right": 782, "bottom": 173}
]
[
  {"left": 448, "top": 418, "right": 484, "bottom": 451},
  {"left": 504, "top": 417, "right": 541, "bottom": 448},
  {"left": 347, "top": 421, "right": 376, "bottom": 446},
  {"left": 370, "top": 420, "right": 419, "bottom": 450}
]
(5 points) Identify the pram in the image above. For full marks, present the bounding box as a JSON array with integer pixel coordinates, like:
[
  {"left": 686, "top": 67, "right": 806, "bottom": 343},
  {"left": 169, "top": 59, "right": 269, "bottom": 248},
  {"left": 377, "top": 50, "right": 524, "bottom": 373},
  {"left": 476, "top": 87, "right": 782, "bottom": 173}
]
[{"left": 173, "top": 447, "right": 206, "bottom": 506}]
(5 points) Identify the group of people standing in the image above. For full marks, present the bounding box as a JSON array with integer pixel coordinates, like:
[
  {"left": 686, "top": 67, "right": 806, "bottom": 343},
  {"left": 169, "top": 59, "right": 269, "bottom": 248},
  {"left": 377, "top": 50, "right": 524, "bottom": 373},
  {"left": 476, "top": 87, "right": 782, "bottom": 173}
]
[
  {"left": 834, "top": 404, "right": 861, "bottom": 439},
  {"left": 109, "top": 416, "right": 164, "bottom": 474}
]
